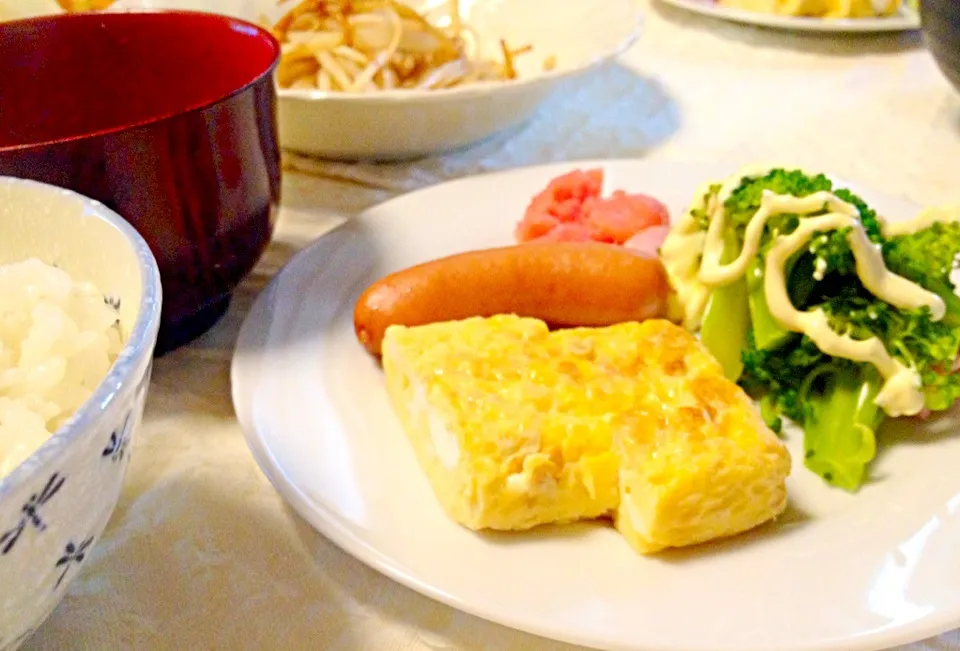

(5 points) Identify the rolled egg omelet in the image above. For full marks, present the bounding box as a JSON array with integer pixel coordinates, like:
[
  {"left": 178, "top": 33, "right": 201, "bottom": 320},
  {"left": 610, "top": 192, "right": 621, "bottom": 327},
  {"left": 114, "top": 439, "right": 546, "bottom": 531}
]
[
  {"left": 383, "top": 315, "right": 622, "bottom": 531},
  {"left": 382, "top": 315, "right": 791, "bottom": 553},
  {"left": 611, "top": 320, "right": 791, "bottom": 554}
]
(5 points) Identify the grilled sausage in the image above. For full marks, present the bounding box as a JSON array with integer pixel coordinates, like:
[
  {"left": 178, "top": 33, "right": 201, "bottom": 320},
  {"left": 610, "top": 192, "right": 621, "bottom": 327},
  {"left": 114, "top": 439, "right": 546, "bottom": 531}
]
[{"left": 354, "top": 242, "right": 671, "bottom": 356}]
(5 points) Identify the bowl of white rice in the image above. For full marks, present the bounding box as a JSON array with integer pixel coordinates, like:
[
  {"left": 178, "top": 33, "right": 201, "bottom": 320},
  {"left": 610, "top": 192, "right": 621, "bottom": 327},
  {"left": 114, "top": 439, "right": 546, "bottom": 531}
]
[{"left": 0, "top": 177, "right": 161, "bottom": 650}]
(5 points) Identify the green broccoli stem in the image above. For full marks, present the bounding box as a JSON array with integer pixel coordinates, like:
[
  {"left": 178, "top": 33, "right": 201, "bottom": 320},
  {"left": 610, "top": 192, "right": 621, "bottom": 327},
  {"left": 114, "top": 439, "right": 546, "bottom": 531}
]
[
  {"left": 759, "top": 393, "right": 783, "bottom": 434},
  {"left": 746, "top": 259, "right": 793, "bottom": 350},
  {"left": 701, "top": 230, "right": 750, "bottom": 381},
  {"left": 803, "top": 363, "right": 884, "bottom": 492}
]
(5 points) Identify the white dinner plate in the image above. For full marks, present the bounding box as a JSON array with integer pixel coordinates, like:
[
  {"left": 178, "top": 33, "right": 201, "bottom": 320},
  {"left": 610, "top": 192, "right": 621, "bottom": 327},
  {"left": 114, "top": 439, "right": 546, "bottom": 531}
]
[
  {"left": 232, "top": 159, "right": 960, "bottom": 651},
  {"left": 658, "top": 0, "right": 920, "bottom": 32}
]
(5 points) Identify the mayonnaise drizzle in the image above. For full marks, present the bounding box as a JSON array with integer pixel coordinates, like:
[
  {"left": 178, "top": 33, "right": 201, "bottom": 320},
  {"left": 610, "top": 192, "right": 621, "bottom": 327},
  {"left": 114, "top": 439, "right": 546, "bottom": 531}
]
[
  {"left": 658, "top": 181, "right": 716, "bottom": 330},
  {"left": 661, "top": 165, "right": 960, "bottom": 418},
  {"left": 763, "top": 209, "right": 926, "bottom": 416}
]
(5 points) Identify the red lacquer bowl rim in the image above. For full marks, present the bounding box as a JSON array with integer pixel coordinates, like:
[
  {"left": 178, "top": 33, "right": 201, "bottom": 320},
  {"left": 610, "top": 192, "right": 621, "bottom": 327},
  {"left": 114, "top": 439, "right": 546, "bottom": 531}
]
[{"left": 0, "top": 9, "right": 281, "bottom": 154}]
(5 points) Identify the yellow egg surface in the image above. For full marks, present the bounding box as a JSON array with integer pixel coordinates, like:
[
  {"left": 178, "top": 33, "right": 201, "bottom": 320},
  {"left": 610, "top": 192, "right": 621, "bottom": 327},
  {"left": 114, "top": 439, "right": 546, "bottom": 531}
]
[{"left": 381, "top": 315, "right": 791, "bottom": 553}]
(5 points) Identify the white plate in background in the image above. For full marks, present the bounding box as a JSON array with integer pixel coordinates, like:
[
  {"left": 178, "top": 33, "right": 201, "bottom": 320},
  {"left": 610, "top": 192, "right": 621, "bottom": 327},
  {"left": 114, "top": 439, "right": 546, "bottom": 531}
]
[{"left": 659, "top": 0, "right": 920, "bottom": 32}]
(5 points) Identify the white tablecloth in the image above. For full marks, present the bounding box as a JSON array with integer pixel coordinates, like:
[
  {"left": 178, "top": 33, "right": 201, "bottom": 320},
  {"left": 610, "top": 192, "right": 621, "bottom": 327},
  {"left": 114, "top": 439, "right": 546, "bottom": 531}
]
[{"left": 25, "top": 2, "right": 960, "bottom": 649}]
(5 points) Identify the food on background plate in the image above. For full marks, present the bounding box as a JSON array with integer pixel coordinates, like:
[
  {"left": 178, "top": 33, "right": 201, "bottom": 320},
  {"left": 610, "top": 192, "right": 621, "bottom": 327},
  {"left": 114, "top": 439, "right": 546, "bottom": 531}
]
[
  {"left": 382, "top": 315, "right": 790, "bottom": 553},
  {"left": 516, "top": 168, "right": 670, "bottom": 247},
  {"left": 55, "top": 0, "right": 115, "bottom": 9},
  {"left": 715, "top": 0, "right": 902, "bottom": 18},
  {"left": 661, "top": 165, "right": 960, "bottom": 491},
  {"left": 270, "top": 0, "right": 555, "bottom": 91},
  {"left": 0, "top": 259, "right": 123, "bottom": 478},
  {"left": 354, "top": 241, "right": 671, "bottom": 356}
]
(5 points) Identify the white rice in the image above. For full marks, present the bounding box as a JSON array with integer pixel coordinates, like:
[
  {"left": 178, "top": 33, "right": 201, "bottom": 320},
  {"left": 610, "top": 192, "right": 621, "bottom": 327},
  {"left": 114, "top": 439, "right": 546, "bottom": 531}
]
[{"left": 0, "top": 259, "right": 123, "bottom": 479}]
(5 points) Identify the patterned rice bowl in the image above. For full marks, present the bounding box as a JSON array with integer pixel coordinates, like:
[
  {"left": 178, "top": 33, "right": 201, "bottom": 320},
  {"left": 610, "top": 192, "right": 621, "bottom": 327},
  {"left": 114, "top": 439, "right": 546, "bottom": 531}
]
[{"left": 0, "top": 177, "right": 162, "bottom": 650}]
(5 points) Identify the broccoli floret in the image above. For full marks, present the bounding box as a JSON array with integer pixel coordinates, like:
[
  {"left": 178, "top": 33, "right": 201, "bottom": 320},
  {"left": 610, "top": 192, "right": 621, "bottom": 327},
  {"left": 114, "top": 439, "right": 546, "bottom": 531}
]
[
  {"left": 806, "top": 228, "right": 856, "bottom": 280},
  {"left": 723, "top": 169, "right": 833, "bottom": 234},
  {"left": 820, "top": 295, "right": 960, "bottom": 412},
  {"left": 697, "top": 169, "right": 960, "bottom": 491},
  {"left": 881, "top": 220, "right": 960, "bottom": 407},
  {"left": 884, "top": 220, "right": 960, "bottom": 326},
  {"left": 741, "top": 332, "right": 886, "bottom": 491},
  {"left": 746, "top": 289, "right": 960, "bottom": 410},
  {"left": 741, "top": 333, "right": 829, "bottom": 425},
  {"left": 834, "top": 187, "right": 883, "bottom": 243},
  {"left": 742, "top": 282, "right": 960, "bottom": 491},
  {"left": 691, "top": 183, "right": 720, "bottom": 231},
  {"left": 721, "top": 170, "right": 882, "bottom": 287}
]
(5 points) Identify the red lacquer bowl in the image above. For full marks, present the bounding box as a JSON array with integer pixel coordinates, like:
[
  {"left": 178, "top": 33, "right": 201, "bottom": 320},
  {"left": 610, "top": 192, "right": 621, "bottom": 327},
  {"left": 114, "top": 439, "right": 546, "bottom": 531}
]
[{"left": 0, "top": 10, "right": 282, "bottom": 354}]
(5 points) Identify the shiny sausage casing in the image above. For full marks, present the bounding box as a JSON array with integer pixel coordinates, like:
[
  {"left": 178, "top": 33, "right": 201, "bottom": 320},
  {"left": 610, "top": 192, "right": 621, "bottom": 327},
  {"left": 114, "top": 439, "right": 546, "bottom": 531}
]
[{"left": 354, "top": 242, "right": 671, "bottom": 356}]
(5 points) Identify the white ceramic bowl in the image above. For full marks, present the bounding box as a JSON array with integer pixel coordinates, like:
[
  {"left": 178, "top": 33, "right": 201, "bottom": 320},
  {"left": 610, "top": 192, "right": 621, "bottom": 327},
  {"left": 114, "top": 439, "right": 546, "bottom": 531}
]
[
  {"left": 0, "top": 178, "right": 162, "bottom": 651},
  {"left": 105, "top": 0, "right": 644, "bottom": 160}
]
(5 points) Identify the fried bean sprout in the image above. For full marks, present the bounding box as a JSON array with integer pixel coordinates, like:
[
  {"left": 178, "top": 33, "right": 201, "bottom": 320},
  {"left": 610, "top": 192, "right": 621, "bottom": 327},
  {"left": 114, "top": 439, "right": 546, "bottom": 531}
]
[{"left": 269, "top": 0, "right": 556, "bottom": 92}]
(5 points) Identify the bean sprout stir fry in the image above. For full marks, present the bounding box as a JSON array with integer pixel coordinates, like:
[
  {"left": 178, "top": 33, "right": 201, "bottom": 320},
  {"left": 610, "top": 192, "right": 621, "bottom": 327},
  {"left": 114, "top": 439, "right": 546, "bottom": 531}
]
[{"left": 269, "top": 0, "right": 557, "bottom": 92}]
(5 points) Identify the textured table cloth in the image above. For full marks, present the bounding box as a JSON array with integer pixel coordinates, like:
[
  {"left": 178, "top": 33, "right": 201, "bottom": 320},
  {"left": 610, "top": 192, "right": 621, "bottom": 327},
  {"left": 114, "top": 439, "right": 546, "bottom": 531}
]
[{"left": 24, "top": 2, "right": 960, "bottom": 649}]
